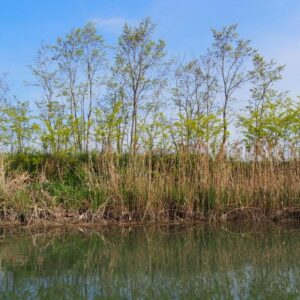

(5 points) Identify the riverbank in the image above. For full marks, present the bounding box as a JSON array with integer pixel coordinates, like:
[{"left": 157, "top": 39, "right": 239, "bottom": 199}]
[
  {"left": 0, "top": 153, "right": 299, "bottom": 226},
  {"left": 1, "top": 207, "right": 300, "bottom": 227}
]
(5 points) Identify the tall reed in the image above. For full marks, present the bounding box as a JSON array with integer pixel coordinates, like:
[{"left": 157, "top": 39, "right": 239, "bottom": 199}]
[{"left": 0, "top": 151, "right": 299, "bottom": 224}]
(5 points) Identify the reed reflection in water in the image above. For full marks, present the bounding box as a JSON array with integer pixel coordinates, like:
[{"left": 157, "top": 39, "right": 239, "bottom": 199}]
[{"left": 0, "top": 224, "right": 299, "bottom": 299}]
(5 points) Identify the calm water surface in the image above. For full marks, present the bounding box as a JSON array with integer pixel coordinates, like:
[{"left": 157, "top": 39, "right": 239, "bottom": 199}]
[{"left": 0, "top": 224, "right": 299, "bottom": 299}]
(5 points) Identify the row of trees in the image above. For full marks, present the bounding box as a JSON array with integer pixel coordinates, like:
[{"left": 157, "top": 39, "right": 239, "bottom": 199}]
[{"left": 0, "top": 18, "right": 299, "bottom": 159}]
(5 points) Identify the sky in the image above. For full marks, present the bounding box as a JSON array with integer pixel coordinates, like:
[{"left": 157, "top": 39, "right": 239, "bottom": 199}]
[{"left": 0, "top": 0, "right": 300, "bottom": 103}]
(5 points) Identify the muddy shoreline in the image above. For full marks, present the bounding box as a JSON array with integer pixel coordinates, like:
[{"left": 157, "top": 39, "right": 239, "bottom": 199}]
[{"left": 1, "top": 207, "right": 300, "bottom": 228}]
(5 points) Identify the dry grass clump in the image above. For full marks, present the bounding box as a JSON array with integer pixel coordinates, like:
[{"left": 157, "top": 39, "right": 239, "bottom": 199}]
[{"left": 0, "top": 152, "right": 299, "bottom": 225}]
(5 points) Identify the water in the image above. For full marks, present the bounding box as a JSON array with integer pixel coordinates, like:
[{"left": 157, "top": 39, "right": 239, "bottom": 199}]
[{"left": 0, "top": 224, "right": 299, "bottom": 299}]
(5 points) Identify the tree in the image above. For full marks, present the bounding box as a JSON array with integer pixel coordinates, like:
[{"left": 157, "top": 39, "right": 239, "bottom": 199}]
[
  {"left": 0, "top": 75, "right": 9, "bottom": 149},
  {"left": 140, "top": 99, "right": 170, "bottom": 154},
  {"left": 172, "top": 59, "right": 203, "bottom": 148},
  {"left": 53, "top": 22, "right": 106, "bottom": 152},
  {"left": 172, "top": 55, "right": 220, "bottom": 153},
  {"left": 95, "top": 100, "right": 123, "bottom": 153},
  {"left": 77, "top": 22, "right": 107, "bottom": 152},
  {"left": 239, "top": 54, "right": 285, "bottom": 159},
  {"left": 0, "top": 74, "right": 8, "bottom": 105},
  {"left": 29, "top": 43, "right": 71, "bottom": 153},
  {"left": 115, "top": 18, "right": 167, "bottom": 155},
  {"left": 211, "top": 24, "right": 254, "bottom": 153},
  {"left": 95, "top": 76, "right": 129, "bottom": 154},
  {"left": 287, "top": 99, "right": 300, "bottom": 157},
  {"left": 1, "top": 100, "right": 39, "bottom": 153}
]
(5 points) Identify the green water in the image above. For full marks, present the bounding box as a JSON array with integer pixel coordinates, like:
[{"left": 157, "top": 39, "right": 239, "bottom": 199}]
[{"left": 0, "top": 224, "right": 299, "bottom": 299}]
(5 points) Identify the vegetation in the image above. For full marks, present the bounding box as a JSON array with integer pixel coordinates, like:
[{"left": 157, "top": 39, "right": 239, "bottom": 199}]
[{"left": 0, "top": 18, "right": 299, "bottom": 224}]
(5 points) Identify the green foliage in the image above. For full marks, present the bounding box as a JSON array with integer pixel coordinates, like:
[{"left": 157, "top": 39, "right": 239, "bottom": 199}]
[
  {"left": 30, "top": 22, "right": 106, "bottom": 153},
  {"left": 0, "top": 100, "right": 39, "bottom": 153},
  {"left": 238, "top": 53, "right": 299, "bottom": 157},
  {"left": 174, "top": 113, "right": 222, "bottom": 149},
  {"left": 0, "top": 19, "right": 298, "bottom": 161},
  {"left": 94, "top": 100, "right": 123, "bottom": 151}
]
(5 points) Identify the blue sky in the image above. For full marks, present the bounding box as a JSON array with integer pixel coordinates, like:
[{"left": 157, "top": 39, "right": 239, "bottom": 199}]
[{"left": 0, "top": 0, "right": 300, "bottom": 101}]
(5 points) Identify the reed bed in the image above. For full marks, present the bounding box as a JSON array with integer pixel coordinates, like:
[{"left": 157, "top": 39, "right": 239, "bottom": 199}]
[{"left": 0, "top": 152, "right": 299, "bottom": 225}]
